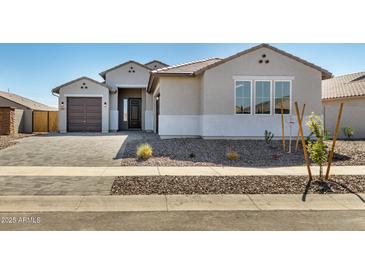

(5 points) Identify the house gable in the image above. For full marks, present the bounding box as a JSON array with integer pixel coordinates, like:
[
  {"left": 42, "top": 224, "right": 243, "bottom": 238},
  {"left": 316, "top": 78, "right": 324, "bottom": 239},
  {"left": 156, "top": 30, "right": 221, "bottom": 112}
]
[
  {"left": 101, "top": 61, "right": 151, "bottom": 89},
  {"left": 196, "top": 44, "right": 332, "bottom": 80},
  {"left": 145, "top": 60, "right": 168, "bottom": 70}
]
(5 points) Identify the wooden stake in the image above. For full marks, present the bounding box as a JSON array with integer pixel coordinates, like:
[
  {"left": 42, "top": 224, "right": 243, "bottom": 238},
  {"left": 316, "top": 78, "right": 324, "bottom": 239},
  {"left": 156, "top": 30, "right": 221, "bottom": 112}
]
[
  {"left": 325, "top": 102, "right": 344, "bottom": 180},
  {"left": 295, "top": 102, "right": 312, "bottom": 181},
  {"left": 281, "top": 99, "right": 285, "bottom": 151},
  {"left": 295, "top": 103, "right": 306, "bottom": 151}
]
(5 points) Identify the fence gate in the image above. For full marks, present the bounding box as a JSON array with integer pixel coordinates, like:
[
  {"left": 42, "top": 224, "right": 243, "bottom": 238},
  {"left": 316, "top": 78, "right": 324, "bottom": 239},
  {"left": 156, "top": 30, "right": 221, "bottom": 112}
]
[{"left": 33, "top": 111, "right": 58, "bottom": 132}]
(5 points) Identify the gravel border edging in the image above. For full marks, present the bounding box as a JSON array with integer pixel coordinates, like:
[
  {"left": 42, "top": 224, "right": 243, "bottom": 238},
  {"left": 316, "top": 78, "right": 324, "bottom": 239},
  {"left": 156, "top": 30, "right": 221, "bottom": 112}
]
[{"left": 111, "top": 175, "right": 365, "bottom": 195}]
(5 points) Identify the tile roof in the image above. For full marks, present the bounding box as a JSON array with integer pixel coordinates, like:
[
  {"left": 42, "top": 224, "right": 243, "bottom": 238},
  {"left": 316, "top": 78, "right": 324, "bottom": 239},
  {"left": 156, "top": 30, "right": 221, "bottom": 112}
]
[
  {"left": 150, "top": 44, "right": 332, "bottom": 79},
  {"left": 194, "top": 44, "right": 333, "bottom": 79},
  {"left": 322, "top": 71, "right": 365, "bottom": 100},
  {"left": 0, "top": 91, "right": 56, "bottom": 111},
  {"left": 152, "top": 58, "right": 222, "bottom": 75}
]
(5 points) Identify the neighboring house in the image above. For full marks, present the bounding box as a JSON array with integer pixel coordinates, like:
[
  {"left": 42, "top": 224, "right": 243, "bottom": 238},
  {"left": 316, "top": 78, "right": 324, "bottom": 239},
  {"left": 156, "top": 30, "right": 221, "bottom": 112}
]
[
  {"left": 52, "top": 44, "right": 332, "bottom": 138},
  {"left": 0, "top": 91, "right": 56, "bottom": 133},
  {"left": 322, "top": 71, "right": 365, "bottom": 138}
]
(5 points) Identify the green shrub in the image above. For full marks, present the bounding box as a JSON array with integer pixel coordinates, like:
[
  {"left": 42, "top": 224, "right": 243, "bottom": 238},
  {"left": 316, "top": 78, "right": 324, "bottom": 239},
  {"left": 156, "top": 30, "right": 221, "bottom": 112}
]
[
  {"left": 264, "top": 130, "right": 274, "bottom": 144},
  {"left": 226, "top": 151, "right": 239, "bottom": 161},
  {"left": 136, "top": 143, "right": 153, "bottom": 160},
  {"left": 343, "top": 126, "right": 354, "bottom": 139}
]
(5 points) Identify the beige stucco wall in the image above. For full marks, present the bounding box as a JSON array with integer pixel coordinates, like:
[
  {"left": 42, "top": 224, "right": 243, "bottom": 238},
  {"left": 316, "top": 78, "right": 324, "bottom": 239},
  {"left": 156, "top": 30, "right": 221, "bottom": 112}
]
[
  {"left": 154, "top": 47, "right": 323, "bottom": 138},
  {"left": 104, "top": 62, "right": 152, "bottom": 131},
  {"left": 159, "top": 76, "right": 202, "bottom": 115},
  {"left": 58, "top": 78, "right": 109, "bottom": 133},
  {"left": 323, "top": 97, "right": 365, "bottom": 138},
  {"left": 105, "top": 62, "right": 150, "bottom": 89},
  {"left": 202, "top": 47, "right": 322, "bottom": 115}
]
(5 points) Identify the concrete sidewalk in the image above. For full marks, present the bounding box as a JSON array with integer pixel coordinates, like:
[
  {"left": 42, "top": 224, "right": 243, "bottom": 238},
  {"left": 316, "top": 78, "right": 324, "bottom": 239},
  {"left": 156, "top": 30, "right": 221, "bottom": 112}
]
[
  {"left": 0, "top": 165, "right": 364, "bottom": 176},
  {"left": 0, "top": 194, "right": 364, "bottom": 212}
]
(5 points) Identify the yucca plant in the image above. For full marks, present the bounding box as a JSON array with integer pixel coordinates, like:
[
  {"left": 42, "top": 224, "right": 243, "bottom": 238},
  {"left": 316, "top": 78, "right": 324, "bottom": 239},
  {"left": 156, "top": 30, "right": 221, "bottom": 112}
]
[
  {"left": 226, "top": 151, "right": 239, "bottom": 161},
  {"left": 136, "top": 143, "right": 153, "bottom": 160},
  {"left": 264, "top": 130, "right": 274, "bottom": 144}
]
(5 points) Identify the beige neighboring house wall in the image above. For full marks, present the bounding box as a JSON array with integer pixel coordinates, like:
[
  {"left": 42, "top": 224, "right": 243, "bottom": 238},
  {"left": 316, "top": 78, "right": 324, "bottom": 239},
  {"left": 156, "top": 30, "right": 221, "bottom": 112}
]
[
  {"left": 322, "top": 71, "right": 365, "bottom": 139},
  {"left": 57, "top": 78, "right": 109, "bottom": 133},
  {"left": 323, "top": 97, "right": 365, "bottom": 138},
  {"left": 0, "top": 91, "right": 55, "bottom": 133}
]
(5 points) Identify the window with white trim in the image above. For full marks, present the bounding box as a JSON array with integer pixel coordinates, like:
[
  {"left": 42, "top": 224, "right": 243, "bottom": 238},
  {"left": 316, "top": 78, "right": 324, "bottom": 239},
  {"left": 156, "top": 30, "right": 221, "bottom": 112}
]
[
  {"left": 255, "top": 81, "right": 271, "bottom": 114},
  {"left": 274, "top": 81, "right": 291, "bottom": 114},
  {"left": 235, "top": 81, "right": 251, "bottom": 114}
]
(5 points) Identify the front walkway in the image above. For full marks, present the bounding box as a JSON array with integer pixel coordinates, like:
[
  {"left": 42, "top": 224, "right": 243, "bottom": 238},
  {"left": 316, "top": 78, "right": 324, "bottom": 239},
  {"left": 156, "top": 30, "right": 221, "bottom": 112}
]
[
  {"left": 0, "top": 165, "right": 364, "bottom": 177},
  {"left": 0, "top": 193, "right": 364, "bottom": 212}
]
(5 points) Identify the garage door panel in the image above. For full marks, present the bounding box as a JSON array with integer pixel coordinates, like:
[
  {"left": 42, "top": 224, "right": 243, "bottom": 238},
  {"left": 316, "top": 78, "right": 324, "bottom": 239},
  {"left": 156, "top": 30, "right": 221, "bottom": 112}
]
[{"left": 67, "top": 97, "right": 102, "bottom": 132}]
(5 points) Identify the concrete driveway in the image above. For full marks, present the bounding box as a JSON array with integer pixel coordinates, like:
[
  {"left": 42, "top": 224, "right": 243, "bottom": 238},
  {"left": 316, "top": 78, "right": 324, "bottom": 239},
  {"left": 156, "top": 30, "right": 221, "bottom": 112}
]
[
  {"left": 0, "top": 132, "right": 136, "bottom": 195},
  {"left": 0, "top": 133, "right": 128, "bottom": 167}
]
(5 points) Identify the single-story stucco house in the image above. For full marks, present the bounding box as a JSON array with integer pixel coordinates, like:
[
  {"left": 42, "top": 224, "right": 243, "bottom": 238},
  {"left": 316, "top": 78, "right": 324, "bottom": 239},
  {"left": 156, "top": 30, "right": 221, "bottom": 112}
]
[
  {"left": 322, "top": 71, "right": 365, "bottom": 138},
  {"left": 52, "top": 44, "right": 332, "bottom": 138},
  {"left": 0, "top": 91, "right": 56, "bottom": 134}
]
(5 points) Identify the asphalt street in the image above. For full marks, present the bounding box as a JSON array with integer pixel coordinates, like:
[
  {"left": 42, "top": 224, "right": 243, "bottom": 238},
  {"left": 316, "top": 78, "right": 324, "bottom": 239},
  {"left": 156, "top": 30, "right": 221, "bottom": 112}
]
[{"left": 1, "top": 210, "right": 364, "bottom": 230}]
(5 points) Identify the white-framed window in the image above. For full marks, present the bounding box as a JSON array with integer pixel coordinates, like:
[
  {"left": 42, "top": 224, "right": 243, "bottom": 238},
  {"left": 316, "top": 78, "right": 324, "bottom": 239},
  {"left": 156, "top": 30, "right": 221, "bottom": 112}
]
[
  {"left": 254, "top": 80, "right": 271, "bottom": 115},
  {"left": 274, "top": 80, "right": 291, "bottom": 114},
  {"left": 235, "top": 80, "right": 252, "bottom": 114}
]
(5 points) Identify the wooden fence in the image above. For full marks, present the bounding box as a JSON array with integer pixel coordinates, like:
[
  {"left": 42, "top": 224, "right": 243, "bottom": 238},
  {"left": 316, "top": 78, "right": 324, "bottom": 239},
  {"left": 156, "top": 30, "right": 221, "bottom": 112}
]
[{"left": 32, "top": 111, "right": 58, "bottom": 132}]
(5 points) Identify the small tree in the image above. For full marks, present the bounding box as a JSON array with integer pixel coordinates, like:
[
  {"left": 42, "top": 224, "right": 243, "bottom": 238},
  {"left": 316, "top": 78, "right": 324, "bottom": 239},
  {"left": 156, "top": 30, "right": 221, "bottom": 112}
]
[
  {"left": 306, "top": 113, "right": 328, "bottom": 180},
  {"left": 307, "top": 140, "right": 328, "bottom": 179}
]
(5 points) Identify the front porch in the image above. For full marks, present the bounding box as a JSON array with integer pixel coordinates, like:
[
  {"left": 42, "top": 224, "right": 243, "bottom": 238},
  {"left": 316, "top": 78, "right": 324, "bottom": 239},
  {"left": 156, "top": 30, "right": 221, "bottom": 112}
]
[{"left": 110, "top": 87, "right": 155, "bottom": 132}]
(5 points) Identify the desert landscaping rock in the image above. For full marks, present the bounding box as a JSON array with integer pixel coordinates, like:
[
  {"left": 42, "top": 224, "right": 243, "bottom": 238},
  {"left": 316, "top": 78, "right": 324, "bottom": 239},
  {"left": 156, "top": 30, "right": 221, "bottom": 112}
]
[
  {"left": 111, "top": 175, "right": 365, "bottom": 195},
  {"left": 120, "top": 134, "right": 365, "bottom": 167}
]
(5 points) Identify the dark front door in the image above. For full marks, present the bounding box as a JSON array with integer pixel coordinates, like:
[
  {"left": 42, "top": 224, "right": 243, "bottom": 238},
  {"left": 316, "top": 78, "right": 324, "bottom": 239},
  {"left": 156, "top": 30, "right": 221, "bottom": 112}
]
[
  {"left": 128, "top": 98, "right": 141, "bottom": 129},
  {"left": 67, "top": 97, "right": 102, "bottom": 132}
]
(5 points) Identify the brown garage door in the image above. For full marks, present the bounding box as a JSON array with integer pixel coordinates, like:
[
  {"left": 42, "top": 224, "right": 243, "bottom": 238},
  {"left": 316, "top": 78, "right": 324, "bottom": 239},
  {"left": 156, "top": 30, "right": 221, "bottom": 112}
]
[{"left": 67, "top": 97, "right": 102, "bottom": 132}]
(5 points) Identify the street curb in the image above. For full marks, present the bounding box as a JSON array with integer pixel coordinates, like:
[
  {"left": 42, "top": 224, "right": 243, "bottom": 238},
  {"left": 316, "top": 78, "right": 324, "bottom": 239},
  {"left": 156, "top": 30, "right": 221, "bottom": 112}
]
[
  {"left": 0, "top": 165, "right": 365, "bottom": 177},
  {"left": 0, "top": 193, "right": 364, "bottom": 212}
]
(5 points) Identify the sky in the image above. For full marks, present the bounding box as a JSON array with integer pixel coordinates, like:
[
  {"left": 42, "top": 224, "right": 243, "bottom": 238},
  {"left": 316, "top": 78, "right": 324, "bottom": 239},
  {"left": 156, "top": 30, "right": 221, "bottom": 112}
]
[{"left": 0, "top": 43, "right": 364, "bottom": 107}]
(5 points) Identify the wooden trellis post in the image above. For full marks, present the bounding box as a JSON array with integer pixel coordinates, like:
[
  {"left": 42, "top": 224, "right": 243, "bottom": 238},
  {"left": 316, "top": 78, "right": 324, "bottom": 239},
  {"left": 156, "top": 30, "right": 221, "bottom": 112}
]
[
  {"left": 325, "top": 103, "right": 344, "bottom": 180},
  {"left": 295, "top": 104, "right": 306, "bottom": 151},
  {"left": 295, "top": 102, "right": 312, "bottom": 181},
  {"left": 281, "top": 99, "right": 285, "bottom": 151}
]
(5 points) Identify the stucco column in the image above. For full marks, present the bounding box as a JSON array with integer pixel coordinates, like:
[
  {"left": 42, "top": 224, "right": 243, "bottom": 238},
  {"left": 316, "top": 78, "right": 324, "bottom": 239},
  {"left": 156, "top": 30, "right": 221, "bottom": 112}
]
[{"left": 109, "top": 91, "right": 119, "bottom": 131}]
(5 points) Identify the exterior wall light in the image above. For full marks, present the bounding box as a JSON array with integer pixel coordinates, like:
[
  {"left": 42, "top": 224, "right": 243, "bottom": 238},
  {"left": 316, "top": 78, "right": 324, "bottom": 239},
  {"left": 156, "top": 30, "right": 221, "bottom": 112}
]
[{"left": 104, "top": 101, "right": 107, "bottom": 107}]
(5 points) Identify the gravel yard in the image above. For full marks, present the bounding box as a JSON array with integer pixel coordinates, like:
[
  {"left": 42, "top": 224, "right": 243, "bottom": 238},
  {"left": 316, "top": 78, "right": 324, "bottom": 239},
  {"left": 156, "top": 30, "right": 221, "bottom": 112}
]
[
  {"left": 120, "top": 134, "right": 365, "bottom": 167},
  {"left": 111, "top": 175, "right": 365, "bottom": 195},
  {"left": 0, "top": 134, "right": 34, "bottom": 150}
]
